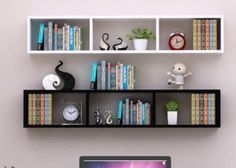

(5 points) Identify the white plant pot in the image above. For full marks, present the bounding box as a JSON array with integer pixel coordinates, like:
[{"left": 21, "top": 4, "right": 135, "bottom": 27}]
[
  {"left": 167, "top": 111, "right": 178, "bottom": 125},
  {"left": 133, "top": 39, "right": 148, "bottom": 50}
]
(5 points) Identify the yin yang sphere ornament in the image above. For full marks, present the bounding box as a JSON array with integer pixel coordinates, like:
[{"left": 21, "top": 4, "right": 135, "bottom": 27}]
[
  {"left": 42, "top": 74, "right": 61, "bottom": 90},
  {"left": 168, "top": 32, "right": 186, "bottom": 50}
]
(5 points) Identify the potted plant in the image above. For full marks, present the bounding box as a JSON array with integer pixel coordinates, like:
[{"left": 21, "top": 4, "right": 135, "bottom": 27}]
[
  {"left": 126, "top": 28, "right": 155, "bottom": 50},
  {"left": 165, "top": 100, "right": 179, "bottom": 125}
]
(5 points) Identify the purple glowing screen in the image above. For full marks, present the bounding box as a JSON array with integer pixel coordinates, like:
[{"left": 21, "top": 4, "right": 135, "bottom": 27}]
[{"left": 84, "top": 160, "right": 167, "bottom": 168}]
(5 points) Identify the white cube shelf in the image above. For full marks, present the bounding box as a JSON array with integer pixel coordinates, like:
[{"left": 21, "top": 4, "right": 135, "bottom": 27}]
[{"left": 27, "top": 15, "right": 224, "bottom": 55}]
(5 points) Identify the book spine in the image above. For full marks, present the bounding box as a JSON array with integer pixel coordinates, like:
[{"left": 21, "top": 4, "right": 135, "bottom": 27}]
[
  {"left": 37, "top": 24, "right": 45, "bottom": 50},
  {"left": 142, "top": 104, "right": 145, "bottom": 125},
  {"left": 48, "top": 22, "right": 53, "bottom": 50},
  {"left": 44, "top": 27, "right": 49, "bottom": 50},
  {"left": 130, "top": 100, "right": 133, "bottom": 125},
  {"left": 197, "top": 20, "right": 202, "bottom": 50},
  {"left": 133, "top": 104, "right": 137, "bottom": 125},
  {"left": 205, "top": 19, "right": 210, "bottom": 50},
  {"left": 101, "top": 60, "right": 106, "bottom": 90},
  {"left": 146, "top": 103, "right": 150, "bottom": 125},
  {"left": 36, "top": 94, "right": 41, "bottom": 125},
  {"left": 210, "top": 20, "right": 214, "bottom": 50},
  {"left": 74, "top": 26, "right": 79, "bottom": 50},
  {"left": 107, "top": 62, "right": 111, "bottom": 90},
  {"left": 110, "top": 66, "right": 116, "bottom": 90},
  {"left": 203, "top": 93, "right": 208, "bottom": 125},
  {"left": 90, "top": 63, "right": 97, "bottom": 89},
  {"left": 123, "top": 65, "right": 127, "bottom": 90},
  {"left": 32, "top": 94, "right": 36, "bottom": 125},
  {"left": 211, "top": 94, "right": 216, "bottom": 125},
  {"left": 208, "top": 94, "right": 212, "bottom": 125},
  {"left": 62, "top": 25, "right": 66, "bottom": 50},
  {"left": 66, "top": 25, "right": 70, "bottom": 50},
  {"left": 192, "top": 19, "right": 198, "bottom": 50},
  {"left": 69, "top": 26, "right": 74, "bottom": 50},
  {"left": 115, "top": 64, "right": 119, "bottom": 90},
  {"left": 97, "top": 64, "right": 102, "bottom": 90},
  {"left": 57, "top": 28, "right": 63, "bottom": 50},
  {"left": 191, "top": 93, "right": 196, "bottom": 125},
  {"left": 201, "top": 19, "right": 206, "bottom": 50},
  {"left": 120, "top": 64, "right": 123, "bottom": 90},
  {"left": 117, "top": 100, "right": 123, "bottom": 125},
  {"left": 136, "top": 101, "right": 140, "bottom": 125},
  {"left": 48, "top": 94, "right": 52, "bottom": 125},
  {"left": 28, "top": 94, "right": 33, "bottom": 125},
  {"left": 199, "top": 94, "right": 204, "bottom": 125},
  {"left": 213, "top": 19, "right": 217, "bottom": 50},
  {"left": 131, "top": 66, "right": 135, "bottom": 90},
  {"left": 44, "top": 94, "right": 48, "bottom": 124},
  {"left": 78, "top": 27, "right": 83, "bottom": 50},
  {"left": 127, "top": 65, "right": 131, "bottom": 90},
  {"left": 122, "top": 103, "right": 126, "bottom": 125},
  {"left": 195, "top": 94, "right": 200, "bottom": 125},
  {"left": 125, "top": 98, "right": 129, "bottom": 125},
  {"left": 40, "top": 94, "right": 45, "bottom": 125},
  {"left": 54, "top": 24, "right": 58, "bottom": 50}
]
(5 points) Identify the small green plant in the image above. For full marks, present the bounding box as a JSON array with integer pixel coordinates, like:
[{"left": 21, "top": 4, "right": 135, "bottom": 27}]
[
  {"left": 165, "top": 100, "right": 179, "bottom": 111},
  {"left": 126, "top": 28, "right": 155, "bottom": 40}
]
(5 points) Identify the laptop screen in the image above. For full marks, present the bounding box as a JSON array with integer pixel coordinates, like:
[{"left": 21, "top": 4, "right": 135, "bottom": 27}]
[{"left": 80, "top": 157, "right": 171, "bottom": 168}]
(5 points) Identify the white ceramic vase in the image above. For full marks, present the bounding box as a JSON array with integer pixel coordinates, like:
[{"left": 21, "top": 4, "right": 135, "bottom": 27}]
[
  {"left": 133, "top": 39, "right": 148, "bottom": 50},
  {"left": 167, "top": 111, "right": 178, "bottom": 125}
]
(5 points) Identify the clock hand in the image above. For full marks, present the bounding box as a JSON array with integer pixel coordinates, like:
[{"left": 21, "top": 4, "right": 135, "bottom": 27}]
[{"left": 71, "top": 111, "right": 76, "bottom": 113}]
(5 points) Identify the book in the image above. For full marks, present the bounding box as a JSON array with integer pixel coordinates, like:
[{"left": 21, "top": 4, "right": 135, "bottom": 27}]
[
  {"left": 48, "top": 22, "right": 53, "bottom": 50},
  {"left": 107, "top": 62, "right": 111, "bottom": 90},
  {"left": 47, "top": 94, "right": 52, "bottom": 125},
  {"left": 133, "top": 104, "right": 137, "bottom": 125},
  {"left": 201, "top": 19, "right": 206, "bottom": 50},
  {"left": 90, "top": 63, "right": 97, "bottom": 89},
  {"left": 44, "top": 27, "right": 49, "bottom": 50},
  {"left": 145, "top": 103, "right": 151, "bottom": 125},
  {"left": 97, "top": 65, "right": 102, "bottom": 90},
  {"left": 118, "top": 100, "right": 123, "bottom": 125},
  {"left": 211, "top": 94, "right": 216, "bottom": 125},
  {"left": 44, "top": 94, "right": 48, "bottom": 124},
  {"left": 28, "top": 94, "right": 33, "bottom": 125},
  {"left": 101, "top": 60, "right": 106, "bottom": 90},
  {"left": 191, "top": 93, "right": 196, "bottom": 125},
  {"left": 122, "top": 103, "right": 126, "bottom": 125},
  {"left": 74, "top": 26, "right": 79, "bottom": 50},
  {"left": 127, "top": 65, "right": 132, "bottom": 90},
  {"left": 54, "top": 24, "right": 58, "bottom": 50},
  {"left": 197, "top": 20, "right": 202, "bottom": 50},
  {"left": 37, "top": 24, "right": 44, "bottom": 50},
  {"left": 57, "top": 28, "right": 63, "bottom": 50},
  {"left": 110, "top": 66, "right": 116, "bottom": 90},
  {"left": 208, "top": 94, "right": 212, "bottom": 125},
  {"left": 213, "top": 19, "right": 217, "bottom": 50},
  {"left": 123, "top": 65, "right": 127, "bottom": 90},
  {"left": 69, "top": 26, "right": 74, "bottom": 50},
  {"left": 195, "top": 94, "right": 200, "bottom": 125},
  {"left": 78, "top": 27, "right": 83, "bottom": 50},
  {"left": 119, "top": 64, "right": 123, "bottom": 90},
  {"left": 142, "top": 104, "right": 145, "bottom": 125},
  {"left": 131, "top": 66, "right": 135, "bottom": 89},
  {"left": 209, "top": 20, "right": 214, "bottom": 50},
  {"left": 115, "top": 64, "right": 119, "bottom": 90},
  {"left": 40, "top": 94, "right": 45, "bottom": 125},
  {"left": 125, "top": 98, "right": 129, "bottom": 125},
  {"left": 32, "top": 94, "right": 36, "bottom": 125},
  {"left": 199, "top": 94, "right": 204, "bottom": 125},
  {"left": 36, "top": 94, "right": 41, "bottom": 125},
  {"left": 130, "top": 100, "right": 133, "bottom": 125},
  {"left": 205, "top": 20, "right": 210, "bottom": 50},
  {"left": 203, "top": 93, "right": 208, "bottom": 125},
  {"left": 192, "top": 19, "right": 198, "bottom": 50}
]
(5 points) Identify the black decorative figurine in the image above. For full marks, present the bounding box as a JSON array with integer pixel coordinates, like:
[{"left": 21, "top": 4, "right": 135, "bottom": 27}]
[
  {"left": 94, "top": 106, "right": 103, "bottom": 125},
  {"left": 112, "top": 37, "right": 128, "bottom": 50},
  {"left": 99, "top": 33, "right": 110, "bottom": 50},
  {"left": 55, "top": 60, "right": 75, "bottom": 91}
]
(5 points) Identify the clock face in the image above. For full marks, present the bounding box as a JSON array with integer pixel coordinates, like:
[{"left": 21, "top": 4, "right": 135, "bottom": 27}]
[
  {"left": 169, "top": 33, "right": 186, "bottom": 50},
  {"left": 62, "top": 104, "right": 79, "bottom": 122}
]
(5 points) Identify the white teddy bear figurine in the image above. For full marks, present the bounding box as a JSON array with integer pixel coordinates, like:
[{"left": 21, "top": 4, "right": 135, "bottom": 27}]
[{"left": 167, "top": 63, "right": 192, "bottom": 89}]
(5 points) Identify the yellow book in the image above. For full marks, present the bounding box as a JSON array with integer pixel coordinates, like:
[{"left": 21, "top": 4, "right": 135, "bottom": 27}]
[
  {"left": 193, "top": 19, "right": 198, "bottom": 50},
  {"left": 28, "top": 94, "right": 33, "bottom": 125},
  {"left": 203, "top": 94, "right": 208, "bottom": 125},
  {"left": 211, "top": 94, "right": 216, "bottom": 125},
  {"left": 213, "top": 20, "right": 217, "bottom": 50},
  {"left": 197, "top": 20, "right": 202, "bottom": 50},
  {"left": 48, "top": 94, "right": 52, "bottom": 125},
  {"left": 32, "top": 94, "right": 36, "bottom": 125},
  {"left": 191, "top": 94, "right": 196, "bottom": 125},
  {"left": 195, "top": 94, "right": 200, "bottom": 125}
]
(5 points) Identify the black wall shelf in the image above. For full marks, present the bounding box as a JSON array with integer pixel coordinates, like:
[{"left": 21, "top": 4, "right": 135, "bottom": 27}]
[{"left": 23, "top": 89, "right": 221, "bottom": 128}]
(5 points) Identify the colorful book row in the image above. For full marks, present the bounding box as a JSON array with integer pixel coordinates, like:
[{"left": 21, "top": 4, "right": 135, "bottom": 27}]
[
  {"left": 191, "top": 93, "right": 215, "bottom": 125},
  {"left": 117, "top": 99, "right": 151, "bottom": 125},
  {"left": 28, "top": 94, "right": 52, "bottom": 125},
  {"left": 37, "top": 22, "right": 83, "bottom": 51},
  {"left": 90, "top": 61, "right": 135, "bottom": 90},
  {"left": 193, "top": 19, "right": 219, "bottom": 50}
]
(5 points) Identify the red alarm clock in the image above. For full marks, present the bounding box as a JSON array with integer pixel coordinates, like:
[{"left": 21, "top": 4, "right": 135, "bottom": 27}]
[{"left": 168, "top": 32, "right": 186, "bottom": 50}]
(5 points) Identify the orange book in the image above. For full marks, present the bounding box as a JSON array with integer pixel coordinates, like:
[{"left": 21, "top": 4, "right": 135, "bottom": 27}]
[
  {"left": 205, "top": 19, "right": 210, "bottom": 50},
  {"left": 40, "top": 94, "right": 45, "bottom": 125},
  {"left": 203, "top": 93, "right": 208, "bottom": 125}
]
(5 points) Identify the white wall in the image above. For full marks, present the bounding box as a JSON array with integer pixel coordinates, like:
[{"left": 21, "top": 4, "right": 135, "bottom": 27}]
[{"left": 0, "top": 0, "right": 235, "bottom": 167}]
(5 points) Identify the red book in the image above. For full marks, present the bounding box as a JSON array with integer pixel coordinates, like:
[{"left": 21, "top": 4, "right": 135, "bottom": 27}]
[{"left": 40, "top": 94, "right": 45, "bottom": 125}]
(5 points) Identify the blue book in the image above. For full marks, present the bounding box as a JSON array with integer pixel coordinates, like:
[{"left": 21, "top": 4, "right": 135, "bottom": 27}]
[
  {"left": 48, "top": 22, "right": 53, "bottom": 50},
  {"left": 69, "top": 26, "right": 74, "bottom": 50},
  {"left": 90, "top": 63, "right": 97, "bottom": 89},
  {"left": 37, "top": 24, "right": 44, "bottom": 50},
  {"left": 123, "top": 65, "right": 128, "bottom": 90},
  {"left": 209, "top": 20, "right": 214, "bottom": 50},
  {"left": 142, "top": 104, "right": 145, "bottom": 125},
  {"left": 118, "top": 100, "right": 123, "bottom": 125},
  {"left": 44, "top": 94, "right": 48, "bottom": 124},
  {"left": 208, "top": 94, "right": 212, "bottom": 125}
]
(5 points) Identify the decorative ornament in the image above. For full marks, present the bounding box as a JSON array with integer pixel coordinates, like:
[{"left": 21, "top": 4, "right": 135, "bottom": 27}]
[
  {"left": 104, "top": 109, "right": 114, "bottom": 125},
  {"left": 55, "top": 60, "right": 75, "bottom": 91},
  {"left": 94, "top": 106, "right": 103, "bottom": 125},
  {"left": 167, "top": 63, "right": 192, "bottom": 89},
  {"left": 99, "top": 33, "right": 110, "bottom": 50},
  {"left": 42, "top": 74, "right": 61, "bottom": 90},
  {"left": 112, "top": 37, "right": 128, "bottom": 50}
]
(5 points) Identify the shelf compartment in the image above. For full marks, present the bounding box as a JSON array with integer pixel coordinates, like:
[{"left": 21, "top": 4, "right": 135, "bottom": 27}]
[
  {"left": 28, "top": 17, "right": 90, "bottom": 52},
  {"left": 92, "top": 18, "right": 156, "bottom": 51}
]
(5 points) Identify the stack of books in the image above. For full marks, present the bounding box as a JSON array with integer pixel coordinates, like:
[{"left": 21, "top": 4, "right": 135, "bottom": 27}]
[
  {"left": 37, "top": 22, "right": 83, "bottom": 51},
  {"left": 117, "top": 99, "right": 151, "bottom": 125},
  {"left": 191, "top": 93, "right": 216, "bottom": 125},
  {"left": 28, "top": 94, "right": 52, "bottom": 125},
  {"left": 90, "top": 60, "right": 135, "bottom": 90},
  {"left": 193, "top": 19, "right": 219, "bottom": 50}
]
